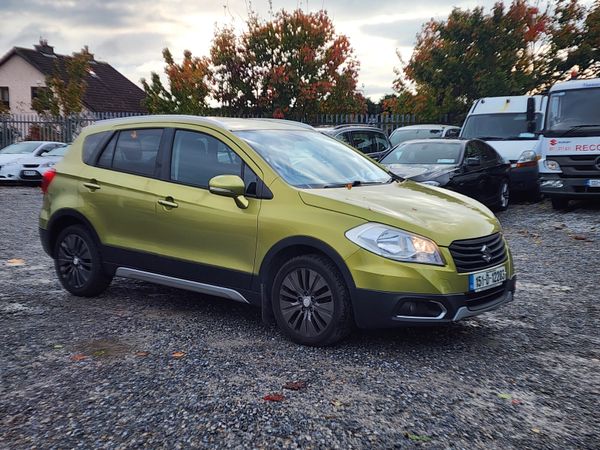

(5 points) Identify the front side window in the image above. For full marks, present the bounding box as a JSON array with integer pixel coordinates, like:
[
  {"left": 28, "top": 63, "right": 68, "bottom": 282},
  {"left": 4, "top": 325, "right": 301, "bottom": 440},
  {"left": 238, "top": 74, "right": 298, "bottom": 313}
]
[
  {"left": 373, "top": 132, "right": 390, "bottom": 151},
  {"left": 546, "top": 88, "right": 600, "bottom": 136},
  {"left": 389, "top": 128, "right": 441, "bottom": 146},
  {"left": 381, "top": 142, "right": 462, "bottom": 165},
  {"left": 170, "top": 130, "right": 242, "bottom": 188},
  {"left": 236, "top": 130, "right": 391, "bottom": 189},
  {"left": 96, "top": 129, "right": 162, "bottom": 176}
]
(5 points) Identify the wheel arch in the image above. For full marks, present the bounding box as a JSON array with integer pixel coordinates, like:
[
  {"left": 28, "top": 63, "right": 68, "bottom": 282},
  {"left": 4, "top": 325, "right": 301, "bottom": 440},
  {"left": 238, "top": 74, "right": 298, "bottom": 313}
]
[{"left": 46, "top": 209, "right": 102, "bottom": 257}]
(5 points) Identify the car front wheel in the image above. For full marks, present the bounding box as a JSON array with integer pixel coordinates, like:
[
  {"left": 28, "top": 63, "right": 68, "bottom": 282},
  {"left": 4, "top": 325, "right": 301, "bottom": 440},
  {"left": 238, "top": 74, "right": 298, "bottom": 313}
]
[
  {"left": 54, "top": 225, "right": 113, "bottom": 297},
  {"left": 492, "top": 179, "right": 510, "bottom": 211},
  {"left": 271, "top": 254, "right": 353, "bottom": 346}
]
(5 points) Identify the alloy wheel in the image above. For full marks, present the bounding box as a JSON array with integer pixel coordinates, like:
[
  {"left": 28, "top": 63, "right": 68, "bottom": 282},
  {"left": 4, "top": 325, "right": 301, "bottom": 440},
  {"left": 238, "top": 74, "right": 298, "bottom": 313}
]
[
  {"left": 500, "top": 182, "right": 510, "bottom": 208},
  {"left": 278, "top": 268, "right": 334, "bottom": 337},
  {"left": 57, "top": 234, "right": 93, "bottom": 289}
]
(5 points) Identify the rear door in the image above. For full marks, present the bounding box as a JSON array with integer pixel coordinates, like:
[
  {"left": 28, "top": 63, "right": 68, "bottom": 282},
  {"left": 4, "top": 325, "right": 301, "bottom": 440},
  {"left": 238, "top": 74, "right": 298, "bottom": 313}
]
[
  {"left": 79, "top": 127, "right": 165, "bottom": 254},
  {"left": 146, "top": 127, "right": 261, "bottom": 291},
  {"left": 459, "top": 141, "right": 488, "bottom": 202}
]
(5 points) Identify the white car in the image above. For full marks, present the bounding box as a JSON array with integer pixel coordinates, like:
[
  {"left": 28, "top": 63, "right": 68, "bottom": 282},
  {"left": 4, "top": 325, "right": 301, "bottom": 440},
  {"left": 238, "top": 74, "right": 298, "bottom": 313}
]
[
  {"left": 0, "top": 142, "right": 68, "bottom": 182},
  {"left": 389, "top": 124, "right": 461, "bottom": 147}
]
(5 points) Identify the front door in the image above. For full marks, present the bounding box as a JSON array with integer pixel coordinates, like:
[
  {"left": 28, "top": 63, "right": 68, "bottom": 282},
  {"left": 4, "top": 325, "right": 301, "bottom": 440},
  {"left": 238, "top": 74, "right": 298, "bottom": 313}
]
[{"left": 147, "top": 128, "right": 261, "bottom": 291}]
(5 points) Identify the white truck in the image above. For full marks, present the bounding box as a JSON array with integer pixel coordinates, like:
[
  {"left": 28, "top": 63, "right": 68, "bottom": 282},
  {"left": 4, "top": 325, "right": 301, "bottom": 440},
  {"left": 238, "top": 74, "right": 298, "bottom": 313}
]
[
  {"left": 538, "top": 78, "right": 600, "bottom": 209},
  {"left": 460, "top": 95, "right": 546, "bottom": 200}
]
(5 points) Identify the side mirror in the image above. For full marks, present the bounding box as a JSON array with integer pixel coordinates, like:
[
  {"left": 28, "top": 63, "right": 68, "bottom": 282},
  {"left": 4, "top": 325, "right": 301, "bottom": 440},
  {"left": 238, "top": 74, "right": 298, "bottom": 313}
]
[
  {"left": 208, "top": 174, "right": 249, "bottom": 209},
  {"left": 445, "top": 128, "right": 460, "bottom": 138},
  {"left": 526, "top": 97, "right": 536, "bottom": 132},
  {"left": 465, "top": 156, "right": 481, "bottom": 167}
]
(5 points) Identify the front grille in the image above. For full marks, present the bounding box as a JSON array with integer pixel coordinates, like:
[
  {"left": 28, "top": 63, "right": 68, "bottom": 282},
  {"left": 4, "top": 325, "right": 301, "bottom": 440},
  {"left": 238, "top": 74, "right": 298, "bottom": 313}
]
[
  {"left": 449, "top": 233, "right": 507, "bottom": 273},
  {"left": 552, "top": 155, "right": 600, "bottom": 178},
  {"left": 464, "top": 282, "right": 507, "bottom": 309},
  {"left": 22, "top": 164, "right": 39, "bottom": 168}
]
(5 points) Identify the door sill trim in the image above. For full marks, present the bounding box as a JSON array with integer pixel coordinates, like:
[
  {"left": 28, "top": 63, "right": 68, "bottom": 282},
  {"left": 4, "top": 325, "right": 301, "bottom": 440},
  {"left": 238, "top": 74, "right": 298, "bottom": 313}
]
[{"left": 115, "top": 267, "right": 250, "bottom": 304}]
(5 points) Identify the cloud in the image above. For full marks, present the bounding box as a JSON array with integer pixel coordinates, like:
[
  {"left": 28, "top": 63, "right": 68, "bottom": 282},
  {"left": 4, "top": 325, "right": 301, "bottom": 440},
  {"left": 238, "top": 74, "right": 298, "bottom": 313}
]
[{"left": 361, "top": 18, "right": 431, "bottom": 47}]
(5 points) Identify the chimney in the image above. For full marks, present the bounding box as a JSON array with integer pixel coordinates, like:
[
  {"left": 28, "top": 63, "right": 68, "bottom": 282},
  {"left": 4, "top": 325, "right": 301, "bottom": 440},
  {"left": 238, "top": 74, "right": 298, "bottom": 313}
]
[
  {"left": 80, "top": 45, "right": 94, "bottom": 61},
  {"left": 34, "top": 39, "right": 54, "bottom": 55}
]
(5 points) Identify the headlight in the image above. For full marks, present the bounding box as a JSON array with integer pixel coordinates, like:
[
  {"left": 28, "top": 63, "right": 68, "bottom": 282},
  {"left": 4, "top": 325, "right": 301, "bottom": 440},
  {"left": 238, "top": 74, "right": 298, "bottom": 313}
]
[
  {"left": 345, "top": 223, "right": 444, "bottom": 265},
  {"left": 517, "top": 150, "right": 537, "bottom": 163},
  {"left": 39, "top": 161, "right": 55, "bottom": 168},
  {"left": 544, "top": 159, "right": 561, "bottom": 171}
]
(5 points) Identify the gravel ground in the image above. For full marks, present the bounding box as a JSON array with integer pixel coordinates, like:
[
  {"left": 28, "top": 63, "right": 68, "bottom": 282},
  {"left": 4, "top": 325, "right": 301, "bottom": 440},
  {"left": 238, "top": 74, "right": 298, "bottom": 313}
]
[{"left": 1, "top": 186, "right": 599, "bottom": 449}]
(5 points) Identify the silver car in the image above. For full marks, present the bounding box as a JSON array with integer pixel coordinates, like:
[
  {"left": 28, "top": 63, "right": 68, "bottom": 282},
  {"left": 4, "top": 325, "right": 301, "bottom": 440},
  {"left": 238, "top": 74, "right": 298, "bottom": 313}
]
[{"left": 0, "top": 142, "right": 67, "bottom": 182}]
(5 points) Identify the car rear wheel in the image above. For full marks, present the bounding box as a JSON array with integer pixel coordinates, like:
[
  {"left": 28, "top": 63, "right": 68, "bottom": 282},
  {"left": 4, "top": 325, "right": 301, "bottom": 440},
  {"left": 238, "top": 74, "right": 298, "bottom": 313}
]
[
  {"left": 271, "top": 254, "right": 353, "bottom": 346},
  {"left": 54, "top": 225, "right": 112, "bottom": 297},
  {"left": 492, "top": 179, "right": 510, "bottom": 211}
]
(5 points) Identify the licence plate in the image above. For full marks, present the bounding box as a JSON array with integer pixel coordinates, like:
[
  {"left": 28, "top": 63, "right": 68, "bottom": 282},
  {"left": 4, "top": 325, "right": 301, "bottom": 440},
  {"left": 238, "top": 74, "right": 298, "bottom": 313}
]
[
  {"left": 469, "top": 265, "right": 507, "bottom": 292},
  {"left": 23, "top": 170, "right": 38, "bottom": 176},
  {"left": 587, "top": 179, "right": 600, "bottom": 187}
]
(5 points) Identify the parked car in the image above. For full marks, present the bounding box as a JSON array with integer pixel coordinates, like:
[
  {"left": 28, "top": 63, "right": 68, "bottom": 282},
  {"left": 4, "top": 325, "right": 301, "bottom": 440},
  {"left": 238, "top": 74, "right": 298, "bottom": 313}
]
[
  {"left": 0, "top": 141, "right": 66, "bottom": 180},
  {"left": 40, "top": 116, "right": 515, "bottom": 346},
  {"left": 389, "top": 124, "right": 461, "bottom": 147},
  {"left": 380, "top": 139, "right": 511, "bottom": 211},
  {"left": 0, "top": 144, "right": 68, "bottom": 182},
  {"left": 319, "top": 124, "right": 391, "bottom": 160}
]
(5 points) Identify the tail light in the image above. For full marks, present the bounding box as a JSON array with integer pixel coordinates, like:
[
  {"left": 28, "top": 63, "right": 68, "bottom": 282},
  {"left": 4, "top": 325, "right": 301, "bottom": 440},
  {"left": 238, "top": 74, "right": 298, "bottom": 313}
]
[{"left": 41, "top": 168, "right": 57, "bottom": 194}]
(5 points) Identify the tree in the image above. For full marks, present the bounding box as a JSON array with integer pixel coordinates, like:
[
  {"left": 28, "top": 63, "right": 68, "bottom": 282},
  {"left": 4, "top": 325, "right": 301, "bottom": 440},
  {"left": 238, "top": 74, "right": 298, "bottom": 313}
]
[
  {"left": 141, "top": 49, "right": 211, "bottom": 114},
  {"left": 32, "top": 47, "right": 92, "bottom": 117},
  {"left": 210, "top": 9, "right": 365, "bottom": 119},
  {"left": 388, "top": 0, "right": 597, "bottom": 122}
]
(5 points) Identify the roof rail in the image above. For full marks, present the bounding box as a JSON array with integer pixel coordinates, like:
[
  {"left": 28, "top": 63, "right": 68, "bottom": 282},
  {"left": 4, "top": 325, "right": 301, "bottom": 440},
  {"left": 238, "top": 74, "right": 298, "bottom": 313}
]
[
  {"left": 255, "top": 118, "right": 315, "bottom": 130},
  {"left": 332, "top": 123, "right": 379, "bottom": 129}
]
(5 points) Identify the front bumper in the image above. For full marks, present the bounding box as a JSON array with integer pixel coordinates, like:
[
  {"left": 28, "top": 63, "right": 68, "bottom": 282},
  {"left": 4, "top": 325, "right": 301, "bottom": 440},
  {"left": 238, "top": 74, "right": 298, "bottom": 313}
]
[
  {"left": 540, "top": 174, "right": 600, "bottom": 198},
  {"left": 352, "top": 276, "right": 516, "bottom": 328}
]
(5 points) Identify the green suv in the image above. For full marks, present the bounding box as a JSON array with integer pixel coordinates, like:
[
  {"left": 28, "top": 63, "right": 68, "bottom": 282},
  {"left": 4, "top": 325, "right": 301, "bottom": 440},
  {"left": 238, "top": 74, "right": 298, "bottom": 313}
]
[{"left": 39, "top": 116, "right": 516, "bottom": 346}]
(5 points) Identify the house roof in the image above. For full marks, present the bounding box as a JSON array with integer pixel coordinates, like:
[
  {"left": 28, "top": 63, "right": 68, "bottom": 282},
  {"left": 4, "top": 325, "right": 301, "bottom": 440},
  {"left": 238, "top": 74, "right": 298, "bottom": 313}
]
[{"left": 0, "top": 45, "right": 146, "bottom": 113}]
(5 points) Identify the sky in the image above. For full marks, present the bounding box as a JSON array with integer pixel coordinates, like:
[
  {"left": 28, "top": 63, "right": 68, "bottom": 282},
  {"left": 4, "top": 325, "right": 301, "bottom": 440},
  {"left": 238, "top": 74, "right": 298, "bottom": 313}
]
[{"left": 0, "top": 0, "right": 541, "bottom": 101}]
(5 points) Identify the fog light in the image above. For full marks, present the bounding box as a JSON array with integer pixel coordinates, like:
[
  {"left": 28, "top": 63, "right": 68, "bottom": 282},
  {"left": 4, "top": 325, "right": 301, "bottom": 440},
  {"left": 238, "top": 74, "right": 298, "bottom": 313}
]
[
  {"left": 396, "top": 300, "right": 446, "bottom": 319},
  {"left": 541, "top": 180, "right": 564, "bottom": 188}
]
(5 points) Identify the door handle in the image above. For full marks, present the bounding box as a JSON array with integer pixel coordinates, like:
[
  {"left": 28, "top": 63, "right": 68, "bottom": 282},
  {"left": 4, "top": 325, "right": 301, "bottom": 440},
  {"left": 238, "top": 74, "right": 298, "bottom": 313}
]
[
  {"left": 83, "top": 180, "right": 100, "bottom": 191},
  {"left": 158, "top": 197, "right": 178, "bottom": 209}
]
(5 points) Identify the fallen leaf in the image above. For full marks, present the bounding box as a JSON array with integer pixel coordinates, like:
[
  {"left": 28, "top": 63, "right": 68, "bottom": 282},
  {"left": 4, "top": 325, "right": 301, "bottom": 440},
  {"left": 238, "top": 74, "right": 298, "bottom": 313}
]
[
  {"left": 263, "top": 393, "right": 285, "bottom": 402},
  {"left": 6, "top": 258, "right": 25, "bottom": 266},
  {"left": 404, "top": 432, "right": 432, "bottom": 443},
  {"left": 531, "top": 428, "right": 541, "bottom": 434},
  {"left": 92, "top": 349, "right": 107, "bottom": 357},
  {"left": 330, "top": 399, "right": 344, "bottom": 408},
  {"left": 511, "top": 398, "right": 522, "bottom": 405},
  {"left": 572, "top": 235, "right": 588, "bottom": 241},
  {"left": 70, "top": 353, "right": 87, "bottom": 362},
  {"left": 136, "top": 351, "right": 150, "bottom": 357},
  {"left": 52, "top": 344, "right": 64, "bottom": 349},
  {"left": 283, "top": 381, "right": 307, "bottom": 391},
  {"left": 497, "top": 393, "right": 512, "bottom": 400},
  {"left": 172, "top": 351, "right": 186, "bottom": 359}
]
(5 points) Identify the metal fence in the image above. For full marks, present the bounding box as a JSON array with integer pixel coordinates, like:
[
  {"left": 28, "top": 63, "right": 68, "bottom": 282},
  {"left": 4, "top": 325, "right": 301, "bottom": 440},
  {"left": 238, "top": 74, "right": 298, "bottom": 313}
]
[{"left": 0, "top": 112, "right": 432, "bottom": 148}]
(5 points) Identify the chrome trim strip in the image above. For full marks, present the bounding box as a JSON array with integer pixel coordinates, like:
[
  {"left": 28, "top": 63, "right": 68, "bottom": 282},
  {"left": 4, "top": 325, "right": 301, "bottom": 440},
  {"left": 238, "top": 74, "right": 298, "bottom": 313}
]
[
  {"left": 115, "top": 267, "right": 250, "bottom": 304},
  {"left": 453, "top": 291, "right": 514, "bottom": 321},
  {"left": 395, "top": 301, "right": 448, "bottom": 320}
]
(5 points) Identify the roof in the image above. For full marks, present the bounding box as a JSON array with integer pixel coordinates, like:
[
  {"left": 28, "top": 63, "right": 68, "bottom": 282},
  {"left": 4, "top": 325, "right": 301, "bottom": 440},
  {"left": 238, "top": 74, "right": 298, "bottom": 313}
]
[
  {"left": 469, "top": 95, "right": 546, "bottom": 114},
  {"left": 83, "top": 115, "right": 315, "bottom": 134},
  {"left": 319, "top": 125, "right": 384, "bottom": 135},
  {"left": 0, "top": 46, "right": 146, "bottom": 113},
  {"left": 549, "top": 77, "right": 600, "bottom": 92},
  {"left": 392, "top": 124, "right": 459, "bottom": 131}
]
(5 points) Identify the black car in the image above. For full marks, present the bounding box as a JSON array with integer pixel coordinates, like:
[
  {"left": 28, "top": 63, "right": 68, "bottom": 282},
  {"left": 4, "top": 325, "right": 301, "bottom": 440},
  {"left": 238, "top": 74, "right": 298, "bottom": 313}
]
[
  {"left": 319, "top": 125, "right": 391, "bottom": 160},
  {"left": 380, "top": 139, "right": 511, "bottom": 211}
]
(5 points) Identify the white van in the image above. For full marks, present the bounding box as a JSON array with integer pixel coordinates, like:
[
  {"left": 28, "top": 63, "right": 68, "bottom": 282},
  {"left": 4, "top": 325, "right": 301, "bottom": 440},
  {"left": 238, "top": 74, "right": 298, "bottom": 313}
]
[
  {"left": 460, "top": 96, "right": 546, "bottom": 199},
  {"left": 538, "top": 78, "right": 600, "bottom": 209}
]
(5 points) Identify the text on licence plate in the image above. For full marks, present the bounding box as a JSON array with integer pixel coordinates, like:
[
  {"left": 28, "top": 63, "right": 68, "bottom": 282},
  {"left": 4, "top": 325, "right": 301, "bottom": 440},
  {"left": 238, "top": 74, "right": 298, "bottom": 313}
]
[
  {"left": 587, "top": 179, "right": 600, "bottom": 187},
  {"left": 23, "top": 170, "right": 37, "bottom": 176},
  {"left": 469, "top": 266, "right": 506, "bottom": 292}
]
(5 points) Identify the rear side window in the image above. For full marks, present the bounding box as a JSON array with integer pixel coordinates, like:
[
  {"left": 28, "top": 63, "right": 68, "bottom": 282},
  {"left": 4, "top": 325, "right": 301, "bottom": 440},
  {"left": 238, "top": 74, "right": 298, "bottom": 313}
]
[
  {"left": 351, "top": 131, "right": 376, "bottom": 154},
  {"left": 82, "top": 131, "right": 110, "bottom": 164},
  {"left": 96, "top": 129, "right": 163, "bottom": 176},
  {"left": 373, "top": 132, "right": 390, "bottom": 151},
  {"left": 170, "top": 130, "right": 242, "bottom": 188}
]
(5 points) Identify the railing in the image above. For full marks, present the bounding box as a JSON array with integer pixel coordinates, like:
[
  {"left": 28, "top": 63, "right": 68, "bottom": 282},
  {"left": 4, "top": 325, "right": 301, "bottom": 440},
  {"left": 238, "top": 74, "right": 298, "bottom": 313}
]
[{"left": 0, "top": 112, "right": 446, "bottom": 148}]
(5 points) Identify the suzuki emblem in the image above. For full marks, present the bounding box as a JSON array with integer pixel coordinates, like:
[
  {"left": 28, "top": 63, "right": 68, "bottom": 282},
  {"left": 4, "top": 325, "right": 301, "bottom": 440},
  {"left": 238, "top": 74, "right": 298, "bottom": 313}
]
[
  {"left": 549, "top": 139, "right": 558, "bottom": 146},
  {"left": 481, "top": 244, "right": 492, "bottom": 263}
]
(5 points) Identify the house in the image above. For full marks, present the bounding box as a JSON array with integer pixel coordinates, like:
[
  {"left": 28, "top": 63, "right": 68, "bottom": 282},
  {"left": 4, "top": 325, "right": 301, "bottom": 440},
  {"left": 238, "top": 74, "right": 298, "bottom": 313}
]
[{"left": 0, "top": 40, "right": 146, "bottom": 114}]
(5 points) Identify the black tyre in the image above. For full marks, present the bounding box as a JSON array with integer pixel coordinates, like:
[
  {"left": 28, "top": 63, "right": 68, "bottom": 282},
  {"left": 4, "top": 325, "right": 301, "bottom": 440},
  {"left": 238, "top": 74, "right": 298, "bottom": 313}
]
[
  {"left": 271, "top": 254, "right": 353, "bottom": 346},
  {"left": 551, "top": 197, "right": 569, "bottom": 210},
  {"left": 527, "top": 185, "right": 543, "bottom": 203},
  {"left": 491, "top": 179, "right": 510, "bottom": 212},
  {"left": 54, "top": 225, "right": 112, "bottom": 297}
]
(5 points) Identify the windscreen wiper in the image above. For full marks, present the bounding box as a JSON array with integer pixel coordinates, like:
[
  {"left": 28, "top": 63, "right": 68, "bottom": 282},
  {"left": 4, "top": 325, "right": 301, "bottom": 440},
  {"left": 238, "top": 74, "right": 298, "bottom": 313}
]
[
  {"left": 322, "top": 179, "right": 394, "bottom": 188},
  {"left": 473, "top": 136, "right": 508, "bottom": 140},
  {"left": 559, "top": 124, "right": 600, "bottom": 137}
]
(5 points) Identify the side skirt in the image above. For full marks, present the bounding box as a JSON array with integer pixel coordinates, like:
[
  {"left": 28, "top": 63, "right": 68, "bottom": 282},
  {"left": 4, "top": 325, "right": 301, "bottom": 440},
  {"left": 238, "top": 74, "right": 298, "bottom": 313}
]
[{"left": 115, "top": 267, "right": 250, "bottom": 304}]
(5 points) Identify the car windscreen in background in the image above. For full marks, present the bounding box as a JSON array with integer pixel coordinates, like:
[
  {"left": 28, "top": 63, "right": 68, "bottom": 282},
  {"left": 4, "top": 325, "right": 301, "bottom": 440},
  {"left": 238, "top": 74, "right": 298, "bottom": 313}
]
[{"left": 381, "top": 142, "right": 462, "bottom": 165}]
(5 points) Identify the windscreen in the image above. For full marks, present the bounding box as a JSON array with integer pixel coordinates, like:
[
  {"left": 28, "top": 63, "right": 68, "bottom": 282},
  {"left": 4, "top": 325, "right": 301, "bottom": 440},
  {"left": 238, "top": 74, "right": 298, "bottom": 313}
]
[
  {"left": 461, "top": 113, "right": 543, "bottom": 140},
  {"left": 546, "top": 88, "right": 600, "bottom": 136},
  {"left": 45, "top": 145, "right": 68, "bottom": 156},
  {"left": 381, "top": 142, "right": 463, "bottom": 165},
  {"left": 0, "top": 142, "right": 40, "bottom": 155},
  {"left": 235, "top": 130, "right": 391, "bottom": 188}
]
